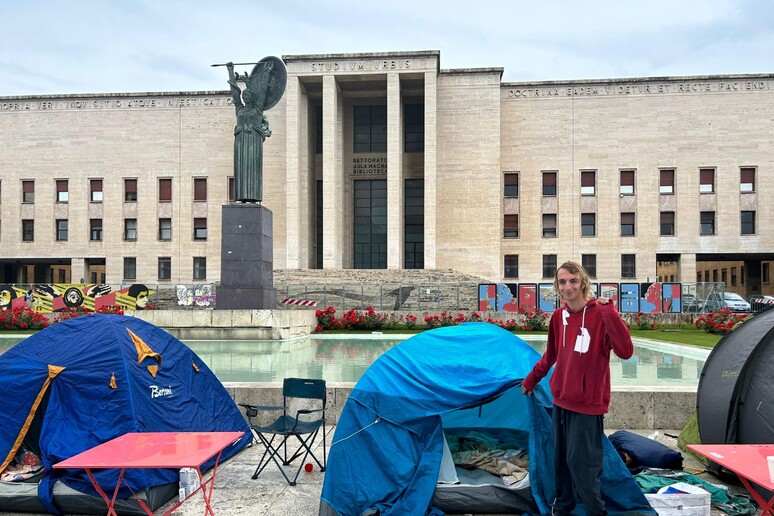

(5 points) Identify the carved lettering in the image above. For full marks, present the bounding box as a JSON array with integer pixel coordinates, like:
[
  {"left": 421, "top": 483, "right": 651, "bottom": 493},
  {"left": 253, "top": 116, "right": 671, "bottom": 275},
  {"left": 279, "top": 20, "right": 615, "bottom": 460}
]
[
  {"left": 506, "top": 80, "right": 769, "bottom": 99},
  {"left": 352, "top": 156, "right": 388, "bottom": 175}
]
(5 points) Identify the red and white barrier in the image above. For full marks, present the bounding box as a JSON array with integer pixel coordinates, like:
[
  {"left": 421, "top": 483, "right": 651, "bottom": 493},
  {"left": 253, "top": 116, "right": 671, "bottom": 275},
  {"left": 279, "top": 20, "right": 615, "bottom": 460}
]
[{"left": 280, "top": 298, "right": 318, "bottom": 307}]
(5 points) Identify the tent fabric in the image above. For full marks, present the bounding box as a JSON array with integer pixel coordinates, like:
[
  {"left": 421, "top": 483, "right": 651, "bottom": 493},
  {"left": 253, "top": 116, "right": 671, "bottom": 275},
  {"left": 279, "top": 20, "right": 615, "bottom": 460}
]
[
  {"left": 0, "top": 314, "right": 251, "bottom": 514},
  {"left": 320, "top": 322, "right": 654, "bottom": 515}
]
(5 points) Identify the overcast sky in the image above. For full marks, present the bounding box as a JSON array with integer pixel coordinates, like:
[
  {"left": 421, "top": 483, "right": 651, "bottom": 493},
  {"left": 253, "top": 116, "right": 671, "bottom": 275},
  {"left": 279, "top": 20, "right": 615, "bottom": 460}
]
[{"left": 2, "top": 0, "right": 773, "bottom": 96}]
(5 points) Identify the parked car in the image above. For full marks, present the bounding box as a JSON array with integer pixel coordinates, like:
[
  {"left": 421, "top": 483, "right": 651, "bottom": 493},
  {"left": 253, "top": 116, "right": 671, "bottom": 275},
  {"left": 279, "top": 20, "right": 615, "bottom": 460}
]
[
  {"left": 721, "top": 292, "right": 751, "bottom": 313},
  {"left": 682, "top": 294, "right": 705, "bottom": 313}
]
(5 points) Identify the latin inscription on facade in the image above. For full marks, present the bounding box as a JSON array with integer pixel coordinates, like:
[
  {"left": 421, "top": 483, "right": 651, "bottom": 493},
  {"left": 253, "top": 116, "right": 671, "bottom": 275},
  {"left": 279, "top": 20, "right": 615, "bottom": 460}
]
[
  {"left": 352, "top": 157, "right": 387, "bottom": 175},
  {"left": 0, "top": 96, "right": 232, "bottom": 111},
  {"left": 310, "top": 60, "right": 412, "bottom": 72},
  {"left": 506, "top": 80, "right": 771, "bottom": 98}
]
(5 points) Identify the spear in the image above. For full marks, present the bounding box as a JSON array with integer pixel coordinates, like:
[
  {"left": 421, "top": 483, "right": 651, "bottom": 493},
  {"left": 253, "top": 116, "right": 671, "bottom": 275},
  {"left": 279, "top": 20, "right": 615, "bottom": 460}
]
[{"left": 210, "top": 62, "right": 260, "bottom": 67}]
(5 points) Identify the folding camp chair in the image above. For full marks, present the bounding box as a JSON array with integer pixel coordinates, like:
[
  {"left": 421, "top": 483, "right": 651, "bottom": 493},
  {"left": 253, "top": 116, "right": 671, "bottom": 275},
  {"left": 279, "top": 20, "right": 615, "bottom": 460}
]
[{"left": 239, "top": 377, "right": 327, "bottom": 485}]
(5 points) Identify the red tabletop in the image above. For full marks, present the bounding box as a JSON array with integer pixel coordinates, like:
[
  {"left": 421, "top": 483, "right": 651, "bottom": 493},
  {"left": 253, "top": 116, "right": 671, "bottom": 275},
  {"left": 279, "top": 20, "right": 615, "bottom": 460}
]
[
  {"left": 688, "top": 444, "right": 774, "bottom": 489},
  {"left": 54, "top": 432, "right": 245, "bottom": 470}
]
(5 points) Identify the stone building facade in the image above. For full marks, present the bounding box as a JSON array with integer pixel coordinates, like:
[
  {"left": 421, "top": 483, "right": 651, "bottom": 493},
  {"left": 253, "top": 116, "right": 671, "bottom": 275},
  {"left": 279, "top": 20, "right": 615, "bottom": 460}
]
[{"left": 0, "top": 50, "right": 772, "bottom": 297}]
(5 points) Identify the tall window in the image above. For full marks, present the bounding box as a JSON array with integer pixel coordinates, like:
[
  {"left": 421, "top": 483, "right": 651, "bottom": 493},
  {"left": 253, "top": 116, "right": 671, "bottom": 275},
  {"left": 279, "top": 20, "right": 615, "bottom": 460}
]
[
  {"left": 124, "top": 178, "right": 138, "bottom": 202},
  {"left": 660, "top": 169, "right": 675, "bottom": 194},
  {"left": 740, "top": 167, "right": 756, "bottom": 193},
  {"left": 580, "top": 170, "right": 596, "bottom": 195},
  {"left": 90, "top": 179, "right": 103, "bottom": 202},
  {"left": 193, "top": 178, "right": 207, "bottom": 201},
  {"left": 353, "top": 105, "right": 387, "bottom": 152},
  {"left": 353, "top": 180, "right": 387, "bottom": 268},
  {"left": 582, "top": 254, "right": 597, "bottom": 278},
  {"left": 543, "top": 254, "right": 557, "bottom": 279},
  {"left": 542, "top": 214, "right": 557, "bottom": 238},
  {"left": 56, "top": 180, "right": 69, "bottom": 203},
  {"left": 193, "top": 218, "right": 207, "bottom": 240},
  {"left": 741, "top": 211, "right": 756, "bottom": 235},
  {"left": 193, "top": 257, "right": 207, "bottom": 280},
  {"left": 158, "top": 257, "right": 172, "bottom": 280},
  {"left": 404, "top": 179, "right": 424, "bottom": 269},
  {"left": 621, "top": 254, "right": 636, "bottom": 278},
  {"left": 504, "top": 214, "right": 519, "bottom": 238},
  {"left": 581, "top": 213, "right": 596, "bottom": 237},
  {"left": 404, "top": 104, "right": 424, "bottom": 152},
  {"left": 699, "top": 168, "right": 715, "bottom": 193},
  {"left": 22, "top": 219, "right": 34, "bottom": 241},
  {"left": 542, "top": 171, "right": 557, "bottom": 196},
  {"left": 620, "top": 212, "right": 635, "bottom": 236},
  {"left": 316, "top": 180, "right": 323, "bottom": 269},
  {"left": 764, "top": 263, "right": 770, "bottom": 284},
  {"left": 90, "top": 219, "right": 103, "bottom": 241},
  {"left": 700, "top": 211, "right": 715, "bottom": 235},
  {"left": 504, "top": 255, "right": 519, "bottom": 279},
  {"left": 159, "top": 178, "right": 172, "bottom": 202},
  {"left": 504, "top": 173, "right": 519, "bottom": 198},
  {"left": 123, "top": 257, "right": 137, "bottom": 280},
  {"left": 620, "top": 169, "right": 635, "bottom": 195},
  {"left": 731, "top": 267, "right": 737, "bottom": 286},
  {"left": 22, "top": 180, "right": 34, "bottom": 203},
  {"left": 56, "top": 220, "right": 68, "bottom": 241},
  {"left": 660, "top": 211, "right": 675, "bottom": 236},
  {"left": 315, "top": 105, "right": 323, "bottom": 154},
  {"left": 158, "top": 218, "right": 172, "bottom": 240},
  {"left": 124, "top": 218, "right": 138, "bottom": 241}
]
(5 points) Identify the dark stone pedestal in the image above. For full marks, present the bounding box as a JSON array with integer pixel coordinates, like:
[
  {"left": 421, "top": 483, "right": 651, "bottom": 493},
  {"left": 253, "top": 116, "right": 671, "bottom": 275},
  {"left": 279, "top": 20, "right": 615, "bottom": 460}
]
[{"left": 217, "top": 204, "right": 276, "bottom": 309}]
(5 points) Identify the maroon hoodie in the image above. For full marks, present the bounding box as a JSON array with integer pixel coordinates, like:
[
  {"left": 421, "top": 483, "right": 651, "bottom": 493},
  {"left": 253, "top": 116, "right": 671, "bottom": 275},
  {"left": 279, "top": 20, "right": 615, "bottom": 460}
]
[{"left": 522, "top": 298, "right": 633, "bottom": 415}]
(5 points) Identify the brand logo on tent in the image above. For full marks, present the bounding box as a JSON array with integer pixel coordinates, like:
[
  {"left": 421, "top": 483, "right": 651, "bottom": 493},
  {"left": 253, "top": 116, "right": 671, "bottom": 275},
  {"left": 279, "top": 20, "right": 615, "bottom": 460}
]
[{"left": 150, "top": 385, "right": 173, "bottom": 398}]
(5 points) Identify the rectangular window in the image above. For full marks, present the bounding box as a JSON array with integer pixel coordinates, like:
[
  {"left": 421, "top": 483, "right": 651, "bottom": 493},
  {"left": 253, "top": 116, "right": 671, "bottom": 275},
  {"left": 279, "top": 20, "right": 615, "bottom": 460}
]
[
  {"left": 22, "top": 219, "right": 34, "bottom": 241},
  {"left": 740, "top": 167, "right": 756, "bottom": 193},
  {"left": 660, "top": 169, "right": 675, "bottom": 194},
  {"left": 193, "top": 178, "right": 207, "bottom": 201},
  {"left": 741, "top": 211, "right": 755, "bottom": 235},
  {"left": 90, "top": 179, "right": 103, "bottom": 202},
  {"left": 660, "top": 211, "right": 675, "bottom": 236},
  {"left": 543, "top": 254, "right": 557, "bottom": 279},
  {"left": 404, "top": 179, "right": 424, "bottom": 269},
  {"left": 124, "top": 218, "right": 138, "bottom": 241},
  {"left": 193, "top": 257, "right": 207, "bottom": 280},
  {"left": 193, "top": 218, "right": 207, "bottom": 240},
  {"left": 700, "top": 211, "right": 715, "bottom": 235},
  {"left": 315, "top": 104, "right": 323, "bottom": 154},
  {"left": 22, "top": 180, "right": 34, "bottom": 203},
  {"left": 353, "top": 105, "right": 387, "bottom": 153},
  {"left": 159, "top": 178, "right": 172, "bottom": 202},
  {"left": 56, "top": 179, "right": 69, "bottom": 203},
  {"left": 582, "top": 254, "right": 597, "bottom": 278},
  {"left": 504, "top": 173, "right": 519, "bottom": 198},
  {"left": 542, "top": 171, "right": 557, "bottom": 196},
  {"left": 621, "top": 254, "right": 636, "bottom": 278},
  {"left": 56, "top": 219, "right": 68, "bottom": 241},
  {"left": 504, "top": 214, "right": 519, "bottom": 238},
  {"left": 704, "top": 270, "right": 710, "bottom": 283},
  {"left": 404, "top": 104, "right": 424, "bottom": 153},
  {"left": 580, "top": 170, "right": 596, "bottom": 196},
  {"left": 731, "top": 267, "right": 737, "bottom": 286},
  {"left": 158, "top": 218, "right": 172, "bottom": 240},
  {"left": 621, "top": 212, "right": 635, "bottom": 236},
  {"left": 158, "top": 257, "right": 172, "bottom": 280},
  {"left": 620, "top": 169, "right": 635, "bottom": 195},
  {"left": 90, "top": 219, "right": 103, "bottom": 241},
  {"left": 542, "top": 213, "right": 557, "bottom": 238},
  {"left": 228, "top": 177, "right": 235, "bottom": 202},
  {"left": 722, "top": 268, "right": 727, "bottom": 286},
  {"left": 504, "top": 255, "right": 519, "bottom": 279},
  {"left": 699, "top": 168, "right": 715, "bottom": 193},
  {"left": 124, "top": 178, "right": 137, "bottom": 202},
  {"left": 764, "top": 263, "right": 770, "bottom": 283},
  {"left": 581, "top": 213, "right": 596, "bottom": 237},
  {"left": 123, "top": 257, "right": 137, "bottom": 280}
]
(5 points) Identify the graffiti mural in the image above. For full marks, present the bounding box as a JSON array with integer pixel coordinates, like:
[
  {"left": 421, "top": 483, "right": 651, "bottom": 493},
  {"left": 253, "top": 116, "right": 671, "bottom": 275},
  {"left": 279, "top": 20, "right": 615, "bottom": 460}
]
[
  {"left": 0, "top": 284, "right": 155, "bottom": 312},
  {"left": 176, "top": 284, "right": 215, "bottom": 306}
]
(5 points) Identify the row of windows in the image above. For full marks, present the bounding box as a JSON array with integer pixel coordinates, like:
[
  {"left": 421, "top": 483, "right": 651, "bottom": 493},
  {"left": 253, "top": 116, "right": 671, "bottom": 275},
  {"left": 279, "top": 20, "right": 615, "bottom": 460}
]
[
  {"left": 122, "top": 257, "right": 207, "bottom": 281},
  {"left": 503, "top": 254, "right": 637, "bottom": 280},
  {"left": 316, "top": 104, "right": 425, "bottom": 154},
  {"left": 12, "top": 177, "right": 219, "bottom": 204},
  {"left": 503, "top": 166, "right": 757, "bottom": 198},
  {"left": 14, "top": 218, "right": 208, "bottom": 242},
  {"left": 504, "top": 210, "right": 757, "bottom": 238}
]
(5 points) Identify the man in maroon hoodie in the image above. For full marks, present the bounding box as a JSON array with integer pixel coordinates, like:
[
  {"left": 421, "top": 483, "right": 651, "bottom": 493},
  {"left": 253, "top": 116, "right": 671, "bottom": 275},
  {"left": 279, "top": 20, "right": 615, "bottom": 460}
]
[{"left": 522, "top": 261, "right": 633, "bottom": 516}]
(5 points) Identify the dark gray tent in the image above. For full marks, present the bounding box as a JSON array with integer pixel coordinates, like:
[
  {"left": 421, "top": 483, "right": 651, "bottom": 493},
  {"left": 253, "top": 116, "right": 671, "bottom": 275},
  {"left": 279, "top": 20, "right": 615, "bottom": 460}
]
[{"left": 696, "top": 307, "right": 774, "bottom": 497}]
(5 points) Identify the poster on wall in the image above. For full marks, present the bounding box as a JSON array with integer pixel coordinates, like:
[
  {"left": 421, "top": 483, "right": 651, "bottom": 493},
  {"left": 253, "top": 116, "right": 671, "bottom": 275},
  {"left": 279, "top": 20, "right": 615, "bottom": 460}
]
[
  {"left": 0, "top": 283, "right": 154, "bottom": 313},
  {"left": 538, "top": 283, "right": 558, "bottom": 313},
  {"left": 478, "top": 284, "right": 497, "bottom": 311},
  {"left": 600, "top": 283, "right": 620, "bottom": 308},
  {"left": 661, "top": 283, "right": 682, "bottom": 313},
  {"left": 496, "top": 283, "right": 519, "bottom": 312},
  {"left": 619, "top": 283, "right": 640, "bottom": 313},
  {"left": 518, "top": 283, "right": 538, "bottom": 311},
  {"left": 639, "top": 282, "right": 662, "bottom": 313}
]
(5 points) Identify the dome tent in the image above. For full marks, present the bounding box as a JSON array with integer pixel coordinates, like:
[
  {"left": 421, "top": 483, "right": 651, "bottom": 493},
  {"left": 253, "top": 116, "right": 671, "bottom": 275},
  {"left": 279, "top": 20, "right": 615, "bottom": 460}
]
[{"left": 0, "top": 314, "right": 250, "bottom": 515}]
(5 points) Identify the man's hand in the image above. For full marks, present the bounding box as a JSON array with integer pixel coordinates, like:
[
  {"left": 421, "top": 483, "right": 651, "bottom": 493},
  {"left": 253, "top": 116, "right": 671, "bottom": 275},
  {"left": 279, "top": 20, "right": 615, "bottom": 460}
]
[{"left": 521, "top": 386, "right": 532, "bottom": 396}]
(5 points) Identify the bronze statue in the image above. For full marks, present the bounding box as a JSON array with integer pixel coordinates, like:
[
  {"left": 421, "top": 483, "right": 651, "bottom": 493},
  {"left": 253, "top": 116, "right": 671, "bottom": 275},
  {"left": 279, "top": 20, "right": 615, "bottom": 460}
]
[{"left": 224, "top": 57, "right": 286, "bottom": 203}]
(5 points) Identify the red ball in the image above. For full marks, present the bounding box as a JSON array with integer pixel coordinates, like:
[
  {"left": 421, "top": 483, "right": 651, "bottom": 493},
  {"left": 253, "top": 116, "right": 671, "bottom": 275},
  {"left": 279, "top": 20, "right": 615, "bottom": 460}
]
[{"left": 304, "top": 463, "right": 313, "bottom": 472}]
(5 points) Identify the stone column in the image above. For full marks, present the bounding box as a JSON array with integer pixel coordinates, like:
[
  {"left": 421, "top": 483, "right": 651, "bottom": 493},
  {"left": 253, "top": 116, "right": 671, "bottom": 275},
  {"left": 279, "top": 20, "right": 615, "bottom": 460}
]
[
  {"left": 322, "top": 75, "right": 343, "bottom": 268},
  {"left": 285, "top": 75, "right": 302, "bottom": 268},
  {"left": 423, "top": 71, "right": 438, "bottom": 268},
  {"left": 679, "top": 253, "right": 697, "bottom": 283},
  {"left": 387, "top": 72, "right": 404, "bottom": 269}
]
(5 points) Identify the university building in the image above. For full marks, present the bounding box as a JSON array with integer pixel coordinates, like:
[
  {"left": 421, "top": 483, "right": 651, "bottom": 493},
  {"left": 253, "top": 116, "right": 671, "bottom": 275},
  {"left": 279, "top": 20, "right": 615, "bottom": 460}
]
[{"left": 1, "top": 50, "right": 773, "bottom": 297}]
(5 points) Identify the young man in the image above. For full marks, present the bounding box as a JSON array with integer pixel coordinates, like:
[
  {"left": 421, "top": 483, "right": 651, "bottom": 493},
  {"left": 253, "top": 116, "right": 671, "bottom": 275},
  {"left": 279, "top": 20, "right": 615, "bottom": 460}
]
[{"left": 521, "top": 261, "right": 633, "bottom": 516}]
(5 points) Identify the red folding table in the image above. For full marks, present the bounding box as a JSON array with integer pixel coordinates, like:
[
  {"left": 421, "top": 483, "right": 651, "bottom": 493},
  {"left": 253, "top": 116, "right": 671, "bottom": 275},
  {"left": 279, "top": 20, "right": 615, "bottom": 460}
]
[
  {"left": 687, "top": 444, "right": 774, "bottom": 515},
  {"left": 54, "top": 431, "right": 244, "bottom": 516}
]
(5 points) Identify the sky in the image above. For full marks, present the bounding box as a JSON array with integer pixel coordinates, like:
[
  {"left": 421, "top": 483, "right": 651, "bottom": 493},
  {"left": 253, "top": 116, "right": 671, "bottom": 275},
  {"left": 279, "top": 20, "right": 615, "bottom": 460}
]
[{"left": 2, "top": 0, "right": 774, "bottom": 97}]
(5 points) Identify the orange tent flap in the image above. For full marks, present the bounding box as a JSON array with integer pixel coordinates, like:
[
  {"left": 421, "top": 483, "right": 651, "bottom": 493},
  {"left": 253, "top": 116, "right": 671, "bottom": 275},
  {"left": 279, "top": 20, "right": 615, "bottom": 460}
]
[
  {"left": 192, "top": 361, "right": 200, "bottom": 372},
  {"left": 147, "top": 365, "right": 158, "bottom": 378},
  {"left": 109, "top": 373, "right": 117, "bottom": 389},
  {"left": 127, "top": 328, "right": 161, "bottom": 364}
]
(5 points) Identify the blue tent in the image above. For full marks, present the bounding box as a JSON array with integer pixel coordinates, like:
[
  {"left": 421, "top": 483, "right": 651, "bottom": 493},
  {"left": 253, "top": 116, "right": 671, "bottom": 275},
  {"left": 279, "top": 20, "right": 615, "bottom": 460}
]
[
  {"left": 0, "top": 314, "right": 250, "bottom": 515},
  {"left": 320, "top": 322, "right": 654, "bottom": 515}
]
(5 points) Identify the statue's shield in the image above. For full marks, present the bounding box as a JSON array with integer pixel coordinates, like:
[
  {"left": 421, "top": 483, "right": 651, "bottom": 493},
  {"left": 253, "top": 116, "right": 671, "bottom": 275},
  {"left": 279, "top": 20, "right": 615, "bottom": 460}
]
[{"left": 249, "top": 56, "right": 287, "bottom": 111}]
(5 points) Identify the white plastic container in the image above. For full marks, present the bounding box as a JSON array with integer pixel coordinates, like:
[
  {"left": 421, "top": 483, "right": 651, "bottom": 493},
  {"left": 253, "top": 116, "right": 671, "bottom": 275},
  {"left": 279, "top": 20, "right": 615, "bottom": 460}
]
[{"left": 179, "top": 468, "right": 200, "bottom": 500}]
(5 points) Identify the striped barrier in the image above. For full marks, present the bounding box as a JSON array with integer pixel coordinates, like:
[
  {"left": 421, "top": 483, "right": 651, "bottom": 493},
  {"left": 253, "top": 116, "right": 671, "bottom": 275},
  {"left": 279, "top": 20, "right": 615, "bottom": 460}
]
[{"left": 280, "top": 298, "right": 318, "bottom": 307}]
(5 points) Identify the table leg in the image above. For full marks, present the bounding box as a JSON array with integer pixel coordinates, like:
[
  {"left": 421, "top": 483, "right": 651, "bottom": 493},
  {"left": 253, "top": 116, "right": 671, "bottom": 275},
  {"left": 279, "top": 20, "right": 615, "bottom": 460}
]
[
  {"left": 197, "top": 450, "right": 224, "bottom": 516},
  {"left": 85, "top": 468, "right": 132, "bottom": 516},
  {"left": 737, "top": 476, "right": 774, "bottom": 515}
]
